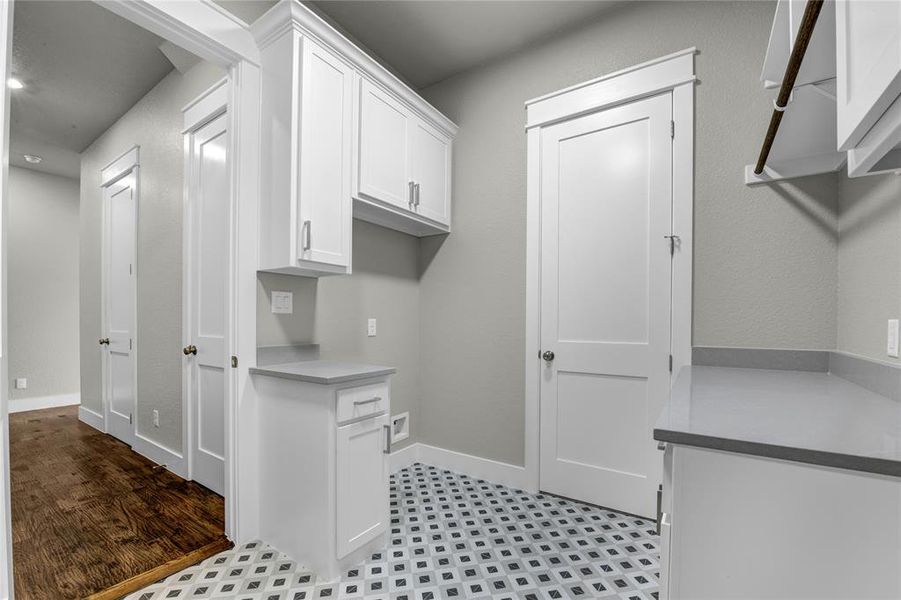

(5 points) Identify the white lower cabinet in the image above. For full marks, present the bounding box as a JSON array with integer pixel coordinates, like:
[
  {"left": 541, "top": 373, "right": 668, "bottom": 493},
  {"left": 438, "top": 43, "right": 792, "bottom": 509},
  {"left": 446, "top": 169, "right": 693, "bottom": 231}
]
[
  {"left": 660, "top": 444, "right": 901, "bottom": 600},
  {"left": 256, "top": 373, "right": 392, "bottom": 581}
]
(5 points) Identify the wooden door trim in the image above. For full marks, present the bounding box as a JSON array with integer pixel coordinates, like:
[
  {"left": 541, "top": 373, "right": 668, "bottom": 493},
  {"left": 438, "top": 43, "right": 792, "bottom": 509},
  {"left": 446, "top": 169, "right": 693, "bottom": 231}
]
[{"left": 524, "top": 50, "right": 695, "bottom": 493}]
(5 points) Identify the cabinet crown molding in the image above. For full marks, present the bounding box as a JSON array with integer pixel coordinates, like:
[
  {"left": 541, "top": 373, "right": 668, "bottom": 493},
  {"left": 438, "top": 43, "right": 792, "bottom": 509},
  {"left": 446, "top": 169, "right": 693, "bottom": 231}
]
[{"left": 251, "top": 0, "right": 458, "bottom": 137}]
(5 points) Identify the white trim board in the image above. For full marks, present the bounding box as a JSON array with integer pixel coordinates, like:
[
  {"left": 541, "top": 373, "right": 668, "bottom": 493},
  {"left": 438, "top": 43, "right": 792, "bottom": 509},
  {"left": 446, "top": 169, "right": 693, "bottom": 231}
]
[
  {"left": 78, "top": 405, "right": 105, "bottom": 432},
  {"left": 8, "top": 393, "right": 80, "bottom": 414},
  {"left": 132, "top": 433, "right": 188, "bottom": 479},
  {"left": 389, "top": 443, "right": 533, "bottom": 492},
  {"left": 524, "top": 50, "right": 696, "bottom": 493}
]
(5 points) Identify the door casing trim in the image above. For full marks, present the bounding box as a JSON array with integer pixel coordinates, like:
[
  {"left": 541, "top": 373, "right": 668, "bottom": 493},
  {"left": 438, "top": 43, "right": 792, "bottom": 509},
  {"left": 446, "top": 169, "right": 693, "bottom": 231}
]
[{"left": 524, "top": 49, "right": 696, "bottom": 492}]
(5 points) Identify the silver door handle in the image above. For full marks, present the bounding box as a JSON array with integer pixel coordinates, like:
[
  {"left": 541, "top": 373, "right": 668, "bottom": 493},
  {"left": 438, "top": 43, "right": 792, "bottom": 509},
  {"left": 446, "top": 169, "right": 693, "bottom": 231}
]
[
  {"left": 302, "top": 220, "right": 312, "bottom": 251},
  {"left": 383, "top": 424, "right": 392, "bottom": 454},
  {"left": 414, "top": 182, "right": 421, "bottom": 207},
  {"left": 408, "top": 181, "right": 415, "bottom": 206},
  {"left": 353, "top": 396, "right": 381, "bottom": 406}
]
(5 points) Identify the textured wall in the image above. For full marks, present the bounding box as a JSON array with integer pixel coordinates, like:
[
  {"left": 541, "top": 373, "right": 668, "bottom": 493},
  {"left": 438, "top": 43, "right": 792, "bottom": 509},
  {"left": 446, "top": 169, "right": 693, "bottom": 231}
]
[
  {"left": 8, "top": 167, "right": 80, "bottom": 402},
  {"left": 418, "top": 1, "right": 839, "bottom": 466},
  {"left": 257, "top": 220, "right": 421, "bottom": 449},
  {"left": 837, "top": 172, "right": 901, "bottom": 364},
  {"left": 80, "top": 61, "right": 225, "bottom": 452}
]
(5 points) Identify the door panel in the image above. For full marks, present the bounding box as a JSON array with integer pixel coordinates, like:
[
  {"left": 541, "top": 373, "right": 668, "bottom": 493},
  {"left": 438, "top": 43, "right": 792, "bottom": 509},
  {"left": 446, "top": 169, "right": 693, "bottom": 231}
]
[
  {"left": 539, "top": 93, "right": 672, "bottom": 518},
  {"left": 358, "top": 78, "right": 410, "bottom": 209},
  {"left": 336, "top": 414, "right": 389, "bottom": 558},
  {"left": 298, "top": 38, "right": 353, "bottom": 268},
  {"left": 103, "top": 175, "right": 137, "bottom": 447},
  {"left": 186, "top": 111, "right": 229, "bottom": 495},
  {"left": 410, "top": 118, "right": 450, "bottom": 225}
]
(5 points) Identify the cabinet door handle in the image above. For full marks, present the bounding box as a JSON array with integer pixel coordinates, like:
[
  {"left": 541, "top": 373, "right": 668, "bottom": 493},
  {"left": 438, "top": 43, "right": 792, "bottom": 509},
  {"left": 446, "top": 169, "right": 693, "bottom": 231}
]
[
  {"left": 353, "top": 396, "right": 381, "bottom": 406},
  {"left": 383, "top": 424, "right": 392, "bottom": 454},
  {"left": 414, "top": 182, "right": 421, "bottom": 207},
  {"left": 408, "top": 181, "right": 415, "bottom": 206},
  {"left": 302, "top": 220, "right": 311, "bottom": 251}
]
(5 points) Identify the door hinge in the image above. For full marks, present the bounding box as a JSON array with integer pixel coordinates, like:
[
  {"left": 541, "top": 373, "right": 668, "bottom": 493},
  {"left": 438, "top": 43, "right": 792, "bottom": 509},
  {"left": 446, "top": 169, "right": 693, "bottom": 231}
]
[
  {"left": 231, "top": 355, "right": 238, "bottom": 368},
  {"left": 670, "top": 120, "right": 675, "bottom": 139},
  {"left": 669, "top": 354, "right": 673, "bottom": 372}
]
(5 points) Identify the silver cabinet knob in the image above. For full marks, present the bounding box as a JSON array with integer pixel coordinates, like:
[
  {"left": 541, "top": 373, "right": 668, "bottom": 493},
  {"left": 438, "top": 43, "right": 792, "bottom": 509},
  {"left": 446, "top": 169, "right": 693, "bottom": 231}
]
[{"left": 542, "top": 350, "right": 555, "bottom": 362}]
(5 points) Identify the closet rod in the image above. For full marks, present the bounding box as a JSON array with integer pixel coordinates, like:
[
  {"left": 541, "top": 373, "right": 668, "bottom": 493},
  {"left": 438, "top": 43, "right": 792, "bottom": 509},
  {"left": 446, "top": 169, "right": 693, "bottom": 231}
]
[{"left": 754, "top": 0, "right": 825, "bottom": 175}]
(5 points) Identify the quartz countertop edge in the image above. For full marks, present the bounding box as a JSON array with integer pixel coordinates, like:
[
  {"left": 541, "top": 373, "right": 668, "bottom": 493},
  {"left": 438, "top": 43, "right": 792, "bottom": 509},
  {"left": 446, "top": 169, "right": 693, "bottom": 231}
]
[
  {"left": 654, "top": 366, "right": 901, "bottom": 478},
  {"left": 249, "top": 360, "right": 396, "bottom": 385}
]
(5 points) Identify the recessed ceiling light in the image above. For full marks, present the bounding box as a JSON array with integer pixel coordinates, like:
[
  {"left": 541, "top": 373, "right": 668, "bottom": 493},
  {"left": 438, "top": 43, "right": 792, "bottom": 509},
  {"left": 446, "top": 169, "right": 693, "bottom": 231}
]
[
  {"left": 23, "top": 154, "right": 42, "bottom": 164},
  {"left": 7, "top": 78, "right": 23, "bottom": 90}
]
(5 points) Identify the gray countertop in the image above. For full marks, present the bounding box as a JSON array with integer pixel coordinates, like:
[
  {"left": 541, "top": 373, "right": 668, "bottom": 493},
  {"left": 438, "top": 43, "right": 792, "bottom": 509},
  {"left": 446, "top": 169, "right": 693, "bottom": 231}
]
[
  {"left": 654, "top": 366, "right": 901, "bottom": 477},
  {"left": 250, "top": 360, "right": 396, "bottom": 385}
]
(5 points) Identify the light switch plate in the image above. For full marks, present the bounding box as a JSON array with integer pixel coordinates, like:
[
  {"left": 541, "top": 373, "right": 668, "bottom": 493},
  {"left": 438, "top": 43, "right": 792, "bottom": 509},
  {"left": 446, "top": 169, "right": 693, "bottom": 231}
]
[
  {"left": 271, "top": 291, "right": 293, "bottom": 314},
  {"left": 888, "top": 319, "right": 899, "bottom": 358},
  {"left": 367, "top": 318, "right": 377, "bottom": 337},
  {"left": 14, "top": 378, "right": 26, "bottom": 390}
]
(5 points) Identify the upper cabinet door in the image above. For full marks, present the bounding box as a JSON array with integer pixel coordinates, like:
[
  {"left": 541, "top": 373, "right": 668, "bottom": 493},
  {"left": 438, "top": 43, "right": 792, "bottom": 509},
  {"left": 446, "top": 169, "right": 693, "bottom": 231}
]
[
  {"left": 358, "top": 79, "right": 411, "bottom": 209},
  {"left": 410, "top": 118, "right": 451, "bottom": 226},
  {"left": 836, "top": 0, "right": 901, "bottom": 150},
  {"left": 298, "top": 37, "right": 354, "bottom": 268}
]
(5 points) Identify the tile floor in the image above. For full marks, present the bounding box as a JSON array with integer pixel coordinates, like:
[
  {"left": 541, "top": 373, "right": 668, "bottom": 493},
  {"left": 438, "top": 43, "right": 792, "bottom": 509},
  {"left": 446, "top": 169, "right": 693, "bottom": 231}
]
[{"left": 129, "top": 464, "right": 660, "bottom": 600}]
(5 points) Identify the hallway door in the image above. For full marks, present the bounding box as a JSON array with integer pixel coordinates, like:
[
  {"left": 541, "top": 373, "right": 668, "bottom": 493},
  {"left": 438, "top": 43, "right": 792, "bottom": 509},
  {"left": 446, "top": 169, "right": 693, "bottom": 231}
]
[
  {"left": 184, "top": 110, "right": 229, "bottom": 495},
  {"left": 102, "top": 165, "right": 138, "bottom": 447},
  {"left": 539, "top": 93, "right": 673, "bottom": 518}
]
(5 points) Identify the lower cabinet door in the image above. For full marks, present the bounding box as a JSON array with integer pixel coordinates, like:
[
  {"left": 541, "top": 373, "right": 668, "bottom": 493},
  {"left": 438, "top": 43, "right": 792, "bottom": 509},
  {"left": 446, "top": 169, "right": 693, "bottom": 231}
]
[{"left": 336, "top": 413, "right": 390, "bottom": 558}]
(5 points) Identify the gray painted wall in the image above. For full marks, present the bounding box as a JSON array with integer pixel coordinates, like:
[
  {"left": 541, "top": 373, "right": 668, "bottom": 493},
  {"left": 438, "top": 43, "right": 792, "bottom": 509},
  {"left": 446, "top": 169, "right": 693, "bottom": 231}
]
[
  {"left": 257, "top": 220, "right": 421, "bottom": 450},
  {"left": 79, "top": 61, "right": 225, "bottom": 452},
  {"left": 8, "top": 167, "right": 80, "bottom": 402},
  {"left": 837, "top": 172, "right": 901, "bottom": 364},
  {"left": 417, "top": 1, "right": 839, "bottom": 466}
]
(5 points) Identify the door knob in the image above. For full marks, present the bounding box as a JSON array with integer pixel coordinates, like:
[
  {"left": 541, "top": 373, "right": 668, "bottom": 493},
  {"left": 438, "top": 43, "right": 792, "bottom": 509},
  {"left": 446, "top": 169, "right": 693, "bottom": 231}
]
[
  {"left": 99, "top": 338, "right": 110, "bottom": 345},
  {"left": 542, "top": 350, "right": 555, "bottom": 362},
  {"left": 183, "top": 344, "right": 197, "bottom": 356}
]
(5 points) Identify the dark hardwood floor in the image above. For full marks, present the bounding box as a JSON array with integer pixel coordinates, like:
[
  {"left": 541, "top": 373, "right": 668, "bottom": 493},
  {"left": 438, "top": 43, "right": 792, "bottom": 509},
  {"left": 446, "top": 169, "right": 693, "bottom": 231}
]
[{"left": 9, "top": 405, "right": 225, "bottom": 600}]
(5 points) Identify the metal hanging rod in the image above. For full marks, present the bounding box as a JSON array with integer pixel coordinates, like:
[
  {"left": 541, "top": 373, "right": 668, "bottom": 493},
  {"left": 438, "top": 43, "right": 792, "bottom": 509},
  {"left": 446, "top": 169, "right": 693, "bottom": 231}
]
[{"left": 754, "top": 0, "right": 825, "bottom": 175}]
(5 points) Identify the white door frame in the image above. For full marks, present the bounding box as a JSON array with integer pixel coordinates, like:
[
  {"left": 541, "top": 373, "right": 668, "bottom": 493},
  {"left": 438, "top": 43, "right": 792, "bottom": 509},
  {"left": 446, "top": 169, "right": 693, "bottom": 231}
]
[
  {"left": 100, "top": 146, "right": 140, "bottom": 446},
  {"left": 523, "top": 48, "right": 696, "bottom": 493},
  {"left": 0, "top": 3, "right": 262, "bottom": 596},
  {"left": 182, "top": 78, "right": 229, "bottom": 489}
]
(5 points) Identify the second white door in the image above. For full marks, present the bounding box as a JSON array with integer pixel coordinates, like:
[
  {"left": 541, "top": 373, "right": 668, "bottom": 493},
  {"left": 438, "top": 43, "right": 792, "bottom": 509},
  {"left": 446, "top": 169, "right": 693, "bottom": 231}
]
[
  {"left": 539, "top": 93, "right": 673, "bottom": 518},
  {"left": 184, "top": 111, "right": 229, "bottom": 495}
]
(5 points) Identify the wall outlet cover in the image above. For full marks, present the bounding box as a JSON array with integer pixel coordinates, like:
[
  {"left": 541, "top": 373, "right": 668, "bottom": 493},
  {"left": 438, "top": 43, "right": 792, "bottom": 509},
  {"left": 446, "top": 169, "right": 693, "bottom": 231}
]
[
  {"left": 152, "top": 409, "right": 160, "bottom": 427},
  {"left": 888, "top": 319, "right": 899, "bottom": 358},
  {"left": 367, "top": 318, "right": 377, "bottom": 337},
  {"left": 392, "top": 412, "right": 410, "bottom": 443},
  {"left": 14, "top": 378, "right": 26, "bottom": 390},
  {"left": 271, "top": 290, "right": 293, "bottom": 314}
]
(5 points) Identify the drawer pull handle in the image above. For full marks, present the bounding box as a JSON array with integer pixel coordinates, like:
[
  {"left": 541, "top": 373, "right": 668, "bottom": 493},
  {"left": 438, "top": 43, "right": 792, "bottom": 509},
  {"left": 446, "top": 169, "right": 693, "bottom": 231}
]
[
  {"left": 383, "top": 424, "right": 392, "bottom": 454},
  {"left": 353, "top": 396, "right": 382, "bottom": 406}
]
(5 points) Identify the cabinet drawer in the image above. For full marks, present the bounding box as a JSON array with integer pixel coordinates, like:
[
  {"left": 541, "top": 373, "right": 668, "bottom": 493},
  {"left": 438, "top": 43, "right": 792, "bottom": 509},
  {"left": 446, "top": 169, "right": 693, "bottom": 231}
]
[{"left": 336, "top": 382, "right": 389, "bottom": 424}]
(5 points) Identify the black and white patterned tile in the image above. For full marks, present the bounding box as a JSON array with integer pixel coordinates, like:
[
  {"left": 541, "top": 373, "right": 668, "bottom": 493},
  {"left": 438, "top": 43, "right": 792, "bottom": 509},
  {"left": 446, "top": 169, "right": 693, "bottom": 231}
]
[{"left": 128, "top": 464, "right": 660, "bottom": 599}]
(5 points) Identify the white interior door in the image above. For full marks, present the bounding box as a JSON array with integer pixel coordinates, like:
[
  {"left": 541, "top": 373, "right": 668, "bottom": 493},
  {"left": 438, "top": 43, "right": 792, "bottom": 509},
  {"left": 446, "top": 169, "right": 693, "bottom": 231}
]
[
  {"left": 185, "top": 111, "right": 228, "bottom": 495},
  {"left": 539, "top": 93, "right": 673, "bottom": 518},
  {"left": 103, "top": 172, "right": 138, "bottom": 447}
]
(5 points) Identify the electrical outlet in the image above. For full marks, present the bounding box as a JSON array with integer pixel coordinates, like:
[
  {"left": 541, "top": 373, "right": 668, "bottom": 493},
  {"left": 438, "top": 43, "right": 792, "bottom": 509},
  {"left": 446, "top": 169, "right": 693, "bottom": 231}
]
[
  {"left": 367, "top": 318, "right": 377, "bottom": 337},
  {"left": 14, "top": 378, "right": 26, "bottom": 390},
  {"left": 391, "top": 412, "right": 410, "bottom": 443},
  {"left": 152, "top": 409, "right": 160, "bottom": 428},
  {"left": 889, "top": 319, "right": 899, "bottom": 358},
  {"left": 270, "top": 290, "right": 293, "bottom": 314}
]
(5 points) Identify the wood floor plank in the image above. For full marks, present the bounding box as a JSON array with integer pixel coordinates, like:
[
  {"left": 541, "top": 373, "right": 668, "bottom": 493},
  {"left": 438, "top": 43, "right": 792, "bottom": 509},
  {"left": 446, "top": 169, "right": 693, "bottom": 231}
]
[{"left": 9, "top": 406, "right": 225, "bottom": 600}]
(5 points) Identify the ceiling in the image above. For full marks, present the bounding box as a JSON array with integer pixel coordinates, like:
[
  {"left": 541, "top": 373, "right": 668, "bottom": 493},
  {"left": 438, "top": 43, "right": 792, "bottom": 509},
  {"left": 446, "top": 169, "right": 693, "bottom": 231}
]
[
  {"left": 9, "top": 0, "right": 182, "bottom": 178},
  {"left": 310, "top": 1, "right": 623, "bottom": 89}
]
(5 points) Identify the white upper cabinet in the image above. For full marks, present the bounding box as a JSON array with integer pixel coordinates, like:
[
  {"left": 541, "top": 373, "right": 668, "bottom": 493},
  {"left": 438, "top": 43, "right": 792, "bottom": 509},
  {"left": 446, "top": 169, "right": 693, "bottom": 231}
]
[
  {"left": 253, "top": 2, "right": 457, "bottom": 274},
  {"left": 255, "top": 21, "right": 353, "bottom": 276},
  {"left": 358, "top": 79, "right": 411, "bottom": 210},
  {"left": 836, "top": 0, "right": 901, "bottom": 152}
]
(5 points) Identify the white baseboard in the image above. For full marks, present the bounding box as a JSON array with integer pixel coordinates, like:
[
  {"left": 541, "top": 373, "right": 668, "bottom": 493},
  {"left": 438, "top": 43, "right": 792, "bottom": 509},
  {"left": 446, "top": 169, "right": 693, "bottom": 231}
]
[
  {"left": 391, "top": 442, "right": 533, "bottom": 491},
  {"left": 9, "top": 393, "right": 80, "bottom": 414},
  {"left": 78, "top": 405, "right": 105, "bottom": 431},
  {"left": 132, "top": 433, "right": 188, "bottom": 479},
  {"left": 389, "top": 442, "right": 420, "bottom": 473}
]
